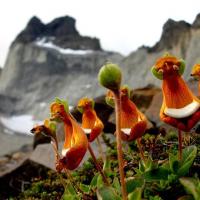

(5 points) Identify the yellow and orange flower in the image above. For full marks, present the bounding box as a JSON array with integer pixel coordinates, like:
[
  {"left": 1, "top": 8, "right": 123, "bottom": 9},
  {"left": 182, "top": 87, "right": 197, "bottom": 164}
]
[
  {"left": 106, "top": 87, "right": 147, "bottom": 141},
  {"left": 152, "top": 54, "right": 200, "bottom": 131},
  {"left": 191, "top": 63, "right": 200, "bottom": 78},
  {"left": 31, "top": 119, "right": 57, "bottom": 145},
  {"left": 50, "top": 98, "right": 88, "bottom": 170},
  {"left": 77, "top": 97, "right": 104, "bottom": 142}
]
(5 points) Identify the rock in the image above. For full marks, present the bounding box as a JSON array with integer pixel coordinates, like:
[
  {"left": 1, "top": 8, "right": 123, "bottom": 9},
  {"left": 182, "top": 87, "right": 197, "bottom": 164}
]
[
  {"left": 0, "top": 128, "right": 33, "bottom": 157},
  {"left": 131, "top": 85, "right": 161, "bottom": 110},
  {"left": 149, "top": 19, "right": 191, "bottom": 52},
  {"left": 192, "top": 13, "right": 200, "bottom": 28},
  {"left": 0, "top": 41, "right": 123, "bottom": 117},
  {"left": 30, "top": 136, "right": 111, "bottom": 170},
  {"left": 0, "top": 156, "right": 9, "bottom": 165},
  {"left": 30, "top": 143, "right": 55, "bottom": 170},
  {"left": 15, "top": 16, "right": 46, "bottom": 43},
  {"left": 15, "top": 15, "right": 101, "bottom": 50},
  {"left": 12, "top": 152, "right": 25, "bottom": 160},
  {"left": 0, "top": 159, "right": 50, "bottom": 199},
  {"left": 1, "top": 13, "right": 200, "bottom": 123},
  {"left": 145, "top": 92, "right": 162, "bottom": 125},
  {"left": 121, "top": 13, "right": 200, "bottom": 90}
]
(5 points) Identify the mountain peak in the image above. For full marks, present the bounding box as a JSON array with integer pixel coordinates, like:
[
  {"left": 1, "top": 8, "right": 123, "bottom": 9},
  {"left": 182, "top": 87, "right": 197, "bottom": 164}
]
[
  {"left": 149, "top": 18, "right": 191, "bottom": 52},
  {"left": 192, "top": 13, "right": 200, "bottom": 28},
  {"left": 14, "top": 15, "right": 101, "bottom": 50}
]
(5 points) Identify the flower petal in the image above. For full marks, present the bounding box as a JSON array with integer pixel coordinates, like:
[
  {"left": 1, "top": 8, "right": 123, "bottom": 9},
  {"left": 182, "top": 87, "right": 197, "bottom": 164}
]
[
  {"left": 160, "top": 100, "right": 200, "bottom": 131},
  {"left": 120, "top": 111, "right": 147, "bottom": 141},
  {"left": 162, "top": 75, "right": 196, "bottom": 109},
  {"left": 121, "top": 97, "right": 138, "bottom": 128},
  {"left": 164, "top": 100, "right": 200, "bottom": 118},
  {"left": 81, "top": 109, "right": 104, "bottom": 142},
  {"left": 61, "top": 114, "right": 88, "bottom": 170}
]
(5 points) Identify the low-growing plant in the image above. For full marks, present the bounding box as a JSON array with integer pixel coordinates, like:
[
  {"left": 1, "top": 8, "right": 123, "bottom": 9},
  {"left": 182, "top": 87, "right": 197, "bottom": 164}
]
[{"left": 29, "top": 54, "right": 200, "bottom": 200}]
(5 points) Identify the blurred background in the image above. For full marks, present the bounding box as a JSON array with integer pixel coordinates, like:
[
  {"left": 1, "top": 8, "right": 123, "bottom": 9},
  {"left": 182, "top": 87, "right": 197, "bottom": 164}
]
[{"left": 1, "top": 0, "right": 200, "bottom": 197}]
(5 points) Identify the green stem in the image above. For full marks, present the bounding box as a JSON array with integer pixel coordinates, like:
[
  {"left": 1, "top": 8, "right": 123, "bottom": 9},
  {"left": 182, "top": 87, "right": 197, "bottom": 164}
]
[
  {"left": 88, "top": 143, "right": 109, "bottom": 185},
  {"left": 178, "top": 129, "right": 182, "bottom": 160},
  {"left": 114, "top": 90, "right": 127, "bottom": 200}
]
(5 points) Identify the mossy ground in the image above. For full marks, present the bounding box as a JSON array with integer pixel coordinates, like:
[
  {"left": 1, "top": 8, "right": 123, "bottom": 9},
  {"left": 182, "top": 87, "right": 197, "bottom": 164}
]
[{"left": 6, "top": 132, "right": 200, "bottom": 200}]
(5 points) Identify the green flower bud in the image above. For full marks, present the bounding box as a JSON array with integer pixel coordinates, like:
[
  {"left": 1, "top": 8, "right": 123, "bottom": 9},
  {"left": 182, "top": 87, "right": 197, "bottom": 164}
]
[{"left": 98, "top": 62, "right": 122, "bottom": 91}]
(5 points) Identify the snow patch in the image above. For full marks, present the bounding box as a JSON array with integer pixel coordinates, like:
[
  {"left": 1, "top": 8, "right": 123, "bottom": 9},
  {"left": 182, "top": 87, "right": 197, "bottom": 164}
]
[
  {"left": 0, "top": 115, "right": 43, "bottom": 135},
  {"left": 36, "top": 38, "right": 93, "bottom": 55}
]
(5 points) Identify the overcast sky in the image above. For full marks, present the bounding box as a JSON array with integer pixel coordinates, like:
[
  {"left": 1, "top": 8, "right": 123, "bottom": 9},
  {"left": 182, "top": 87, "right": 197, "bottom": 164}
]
[{"left": 0, "top": 0, "right": 200, "bottom": 66}]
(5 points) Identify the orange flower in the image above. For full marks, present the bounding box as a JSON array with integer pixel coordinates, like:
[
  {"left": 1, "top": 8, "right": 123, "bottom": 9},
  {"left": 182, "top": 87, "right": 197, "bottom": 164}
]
[
  {"left": 50, "top": 98, "right": 88, "bottom": 170},
  {"left": 106, "top": 87, "right": 147, "bottom": 141},
  {"left": 152, "top": 54, "right": 200, "bottom": 131},
  {"left": 77, "top": 97, "right": 104, "bottom": 142},
  {"left": 31, "top": 119, "right": 57, "bottom": 145},
  {"left": 191, "top": 63, "right": 200, "bottom": 77}
]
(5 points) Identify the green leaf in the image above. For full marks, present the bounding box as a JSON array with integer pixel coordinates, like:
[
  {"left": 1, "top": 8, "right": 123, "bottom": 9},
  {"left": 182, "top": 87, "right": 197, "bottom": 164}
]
[
  {"left": 80, "top": 184, "right": 90, "bottom": 193},
  {"left": 179, "top": 177, "right": 200, "bottom": 200},
  {"left": 97, "top": 186, "right": 121, "bottom": 200},
  {"left": 143, "top": 167, "right": 169, "bottom": 181},
  {"left": 97, "top": 174, "right": 104, "bottom": 189},
  {"left": 65, "top": 184, "right": 76, "bottom": 195},
  {"left": 169, "top": 153, "right": 179, "bottom": 173},
  {"left": 103, "top": 157, "right": 113, "bottom": 177},
  {"left": 90, "top": 174, "right": 99, "bottom": 187},
  {"left": 126, "top": 177, "right": 144, "bottom": 193},
  {"left": 178, "top": 146, "right": 197, "bottom": 176},
  {"left": 128, "top": 187, "right": 142, "bottom": 200},
  {"left": 62, "top": 184, "right": 79, "bottom": 200},
  {"left": 62, "top": 194, "right": 79, "bottom": 200},
  {"left": 112, "top": 177, "right": 121, "bottom": 194}
]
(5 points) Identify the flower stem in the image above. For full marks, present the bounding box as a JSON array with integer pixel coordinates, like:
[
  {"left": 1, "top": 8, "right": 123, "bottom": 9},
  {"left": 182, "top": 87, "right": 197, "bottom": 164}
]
[
  {"left": 88, "top": 143, "right": 109, "bottom": 185},
  {"left": 137, "top": 138, "right": 145, "bottom": 162},
  {"left": 178, "top": 129, "right": 182, "bottom": 160},
  {"left": 113, "top": 90, "right": 127, "bottom": 200}
]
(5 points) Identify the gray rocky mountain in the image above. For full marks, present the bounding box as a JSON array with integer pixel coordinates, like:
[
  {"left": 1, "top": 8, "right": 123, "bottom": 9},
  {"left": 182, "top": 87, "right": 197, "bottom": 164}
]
[
  {"left": 1, "top": 14, "right": 200, "bottom": 120},
  {"left": 0, "top": 16, "right": 123, "bottom": 119},
  {"left": 122, "top": 15, "right": 200, "bottom": 89}
]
